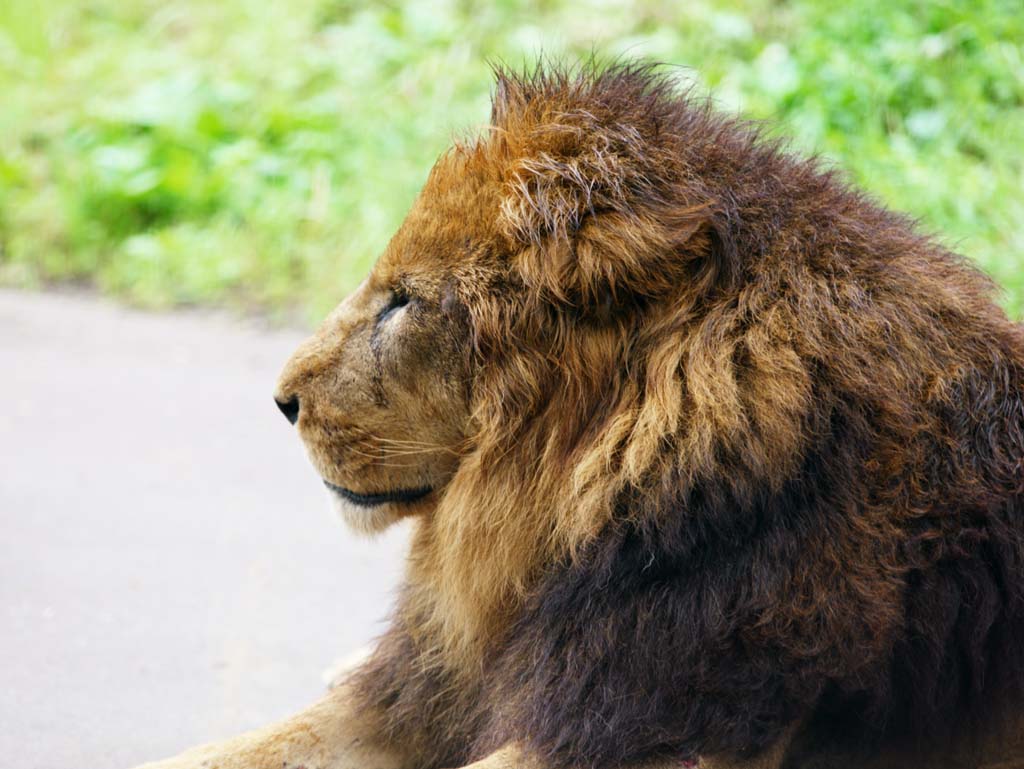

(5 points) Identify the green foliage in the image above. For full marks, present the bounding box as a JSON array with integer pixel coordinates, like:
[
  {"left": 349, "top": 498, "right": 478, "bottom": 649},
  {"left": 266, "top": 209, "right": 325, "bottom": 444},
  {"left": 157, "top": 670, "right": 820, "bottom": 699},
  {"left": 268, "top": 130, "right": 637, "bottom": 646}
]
[{"left": 1, "top": 0, "right": 1021, "bottom": 321}]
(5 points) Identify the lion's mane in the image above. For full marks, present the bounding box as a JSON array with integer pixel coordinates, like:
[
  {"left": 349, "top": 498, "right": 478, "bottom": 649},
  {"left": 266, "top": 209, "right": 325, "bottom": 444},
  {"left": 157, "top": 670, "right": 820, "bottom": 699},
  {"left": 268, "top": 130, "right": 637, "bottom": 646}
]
[{"left": 353, "top": 62, "right": 1024, "bottom": 769}]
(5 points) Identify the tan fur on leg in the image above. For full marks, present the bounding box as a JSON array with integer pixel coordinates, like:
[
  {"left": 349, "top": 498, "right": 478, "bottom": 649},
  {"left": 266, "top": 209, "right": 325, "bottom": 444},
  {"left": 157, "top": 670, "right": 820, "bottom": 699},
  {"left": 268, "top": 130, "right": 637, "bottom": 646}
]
[
  {"left": 451, "top": 743, "right": 764, "bottom": 769},
  {"left": 132, "top": 681, "right": 407, "bottom": 769},
  {"left": 450, "top": 745, "right": 537, "bottom": 769}
]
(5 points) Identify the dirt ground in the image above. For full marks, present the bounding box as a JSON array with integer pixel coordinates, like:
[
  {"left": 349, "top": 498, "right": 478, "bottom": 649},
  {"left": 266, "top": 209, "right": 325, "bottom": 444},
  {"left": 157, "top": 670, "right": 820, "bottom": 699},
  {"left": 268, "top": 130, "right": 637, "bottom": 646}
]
[{"left": 0, "top": 289, "right": 408, "bottom": 768}]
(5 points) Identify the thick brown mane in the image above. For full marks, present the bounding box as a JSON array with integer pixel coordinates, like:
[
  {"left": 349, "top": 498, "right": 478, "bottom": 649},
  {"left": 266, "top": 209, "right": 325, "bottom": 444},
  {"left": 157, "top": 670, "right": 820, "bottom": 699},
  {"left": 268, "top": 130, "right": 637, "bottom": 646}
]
[{"left": 353, "top": 61, "right": 1024, "bottom": 769}]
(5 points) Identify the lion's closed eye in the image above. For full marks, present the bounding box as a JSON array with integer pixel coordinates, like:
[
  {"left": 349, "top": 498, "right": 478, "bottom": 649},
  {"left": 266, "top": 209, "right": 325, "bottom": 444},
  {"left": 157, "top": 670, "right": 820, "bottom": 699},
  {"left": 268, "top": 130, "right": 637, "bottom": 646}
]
[{"left": 378, "top": 290, "right": 411, "bottom": 325}]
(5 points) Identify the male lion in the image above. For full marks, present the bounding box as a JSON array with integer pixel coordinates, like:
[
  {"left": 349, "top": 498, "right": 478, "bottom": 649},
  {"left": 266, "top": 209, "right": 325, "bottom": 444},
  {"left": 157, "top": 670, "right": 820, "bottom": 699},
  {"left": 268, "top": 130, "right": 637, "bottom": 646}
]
[{"left": 137, "top": 63, "right": 1024, "bottom": 769}]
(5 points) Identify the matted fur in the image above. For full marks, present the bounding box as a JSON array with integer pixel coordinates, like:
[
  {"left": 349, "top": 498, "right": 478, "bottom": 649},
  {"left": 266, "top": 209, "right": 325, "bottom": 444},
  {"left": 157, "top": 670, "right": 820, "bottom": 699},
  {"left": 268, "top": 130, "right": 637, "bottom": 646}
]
[{"left": 340, "top": 61, "right": 1024, "bottom": 769}]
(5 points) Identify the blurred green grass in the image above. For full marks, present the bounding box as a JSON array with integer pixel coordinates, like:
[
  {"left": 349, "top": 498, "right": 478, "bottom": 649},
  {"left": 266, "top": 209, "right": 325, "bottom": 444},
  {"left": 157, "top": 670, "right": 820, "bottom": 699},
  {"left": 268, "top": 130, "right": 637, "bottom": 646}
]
[{"left": 0, "top": 0, "right": 1021, "bottom": 322}]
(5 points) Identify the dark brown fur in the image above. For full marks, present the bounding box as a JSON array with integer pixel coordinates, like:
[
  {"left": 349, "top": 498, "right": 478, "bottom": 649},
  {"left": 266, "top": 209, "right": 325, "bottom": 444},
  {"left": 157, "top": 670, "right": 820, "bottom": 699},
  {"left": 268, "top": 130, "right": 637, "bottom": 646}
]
[{"left": 343, "top": 61, "right": 1024, "bottom": 769}]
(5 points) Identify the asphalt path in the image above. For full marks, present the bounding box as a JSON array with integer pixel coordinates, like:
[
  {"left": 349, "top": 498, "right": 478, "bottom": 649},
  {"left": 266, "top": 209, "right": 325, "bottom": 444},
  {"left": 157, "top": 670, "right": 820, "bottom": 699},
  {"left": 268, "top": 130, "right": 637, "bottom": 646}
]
[{"left": 0, "top": 289, "right": 409, "bottom": 769}]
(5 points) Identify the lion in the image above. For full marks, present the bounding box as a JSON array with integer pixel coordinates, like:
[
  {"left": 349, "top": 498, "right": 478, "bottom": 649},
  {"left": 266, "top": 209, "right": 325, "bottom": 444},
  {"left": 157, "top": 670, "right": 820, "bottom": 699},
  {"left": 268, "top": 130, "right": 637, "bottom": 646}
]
[{"left": 135, "top": 62, "right": 1024, "bottom": 769}]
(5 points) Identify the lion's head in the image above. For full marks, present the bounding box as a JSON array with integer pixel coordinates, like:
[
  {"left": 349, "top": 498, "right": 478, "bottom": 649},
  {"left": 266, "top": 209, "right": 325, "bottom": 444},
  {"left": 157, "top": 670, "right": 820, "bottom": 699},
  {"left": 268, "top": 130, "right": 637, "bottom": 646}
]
[{"left": 275, "top": 63, "right": 814, "bottom": 650}]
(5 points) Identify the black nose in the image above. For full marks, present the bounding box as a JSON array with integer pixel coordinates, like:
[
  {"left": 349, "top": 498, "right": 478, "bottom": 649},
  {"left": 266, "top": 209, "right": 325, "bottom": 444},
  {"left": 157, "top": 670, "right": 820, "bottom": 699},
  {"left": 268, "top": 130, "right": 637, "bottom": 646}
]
[{"left": 275, "top": 395, "right": 300, "bottom": 425}]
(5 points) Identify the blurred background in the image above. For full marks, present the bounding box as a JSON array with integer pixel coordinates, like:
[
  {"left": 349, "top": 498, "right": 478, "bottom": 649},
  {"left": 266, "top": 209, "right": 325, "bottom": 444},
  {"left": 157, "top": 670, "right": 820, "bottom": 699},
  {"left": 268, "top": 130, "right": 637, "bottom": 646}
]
[
  {"left": 0, "top": 1, "right": 1021, "bottom": 768},
  {"left": 1, "top": 0, "right": 1021, "bottom": 319}
]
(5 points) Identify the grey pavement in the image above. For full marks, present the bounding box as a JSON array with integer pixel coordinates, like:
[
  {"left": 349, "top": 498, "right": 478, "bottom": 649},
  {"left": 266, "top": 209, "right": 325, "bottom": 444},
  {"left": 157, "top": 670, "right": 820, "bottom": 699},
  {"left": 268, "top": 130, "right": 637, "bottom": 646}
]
[{"left": 0, "top": 289, "right": 409, "bottom": 769}]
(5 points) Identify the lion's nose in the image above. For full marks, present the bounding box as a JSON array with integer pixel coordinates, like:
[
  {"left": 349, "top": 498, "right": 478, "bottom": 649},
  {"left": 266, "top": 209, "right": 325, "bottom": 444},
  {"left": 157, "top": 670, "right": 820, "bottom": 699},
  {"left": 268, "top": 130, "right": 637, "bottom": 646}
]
[{"left": 275, "top": 395, "right": 300, "bottom": 425}]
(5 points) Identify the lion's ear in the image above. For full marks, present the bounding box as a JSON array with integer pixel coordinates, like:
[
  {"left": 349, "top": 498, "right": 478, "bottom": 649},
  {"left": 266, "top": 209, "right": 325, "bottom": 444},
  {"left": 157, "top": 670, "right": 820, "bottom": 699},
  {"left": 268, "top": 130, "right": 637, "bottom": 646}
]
[
  {"left": 489, "top": 67, "right": 723, "bottom": 309},
  {"left": 499, "top": 128, "right": 714, "bottom": 307},
  {"left": 512, "top": 200, "right": 712, "bottom": 311}
]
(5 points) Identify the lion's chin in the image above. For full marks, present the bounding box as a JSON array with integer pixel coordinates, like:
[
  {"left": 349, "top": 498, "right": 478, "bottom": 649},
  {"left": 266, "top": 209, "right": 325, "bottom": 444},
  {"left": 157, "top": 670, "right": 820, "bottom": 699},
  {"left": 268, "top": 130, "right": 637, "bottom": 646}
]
[
  {"left": 328, "top": 492, "right": 402, "bottom": 534},
  {"left": 323, "top": 481, "right": 432, "bottom": 535}
]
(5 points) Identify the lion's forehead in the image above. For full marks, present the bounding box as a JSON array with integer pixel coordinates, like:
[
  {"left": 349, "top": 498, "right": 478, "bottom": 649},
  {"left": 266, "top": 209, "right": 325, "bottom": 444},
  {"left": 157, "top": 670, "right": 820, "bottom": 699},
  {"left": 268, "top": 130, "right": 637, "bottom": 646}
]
[
  {"left": 381, "top": 220, "right": 462, "bottom": 276},
  {"left": 378, "top": 151, "right": 508, "bottom": 277}
]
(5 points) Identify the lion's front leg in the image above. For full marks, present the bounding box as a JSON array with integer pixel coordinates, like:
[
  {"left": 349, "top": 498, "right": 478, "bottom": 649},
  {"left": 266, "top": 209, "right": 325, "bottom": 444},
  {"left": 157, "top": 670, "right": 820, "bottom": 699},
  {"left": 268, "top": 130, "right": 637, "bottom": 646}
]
[
  {"left": 452, "top": 734, "right": 796, "bottom": 769},
  {"left": 133, "top": 680, "right": 407, "bottom": 769},
  {"left": 454, "top": 746, "right": 699, "bottom": 769}
]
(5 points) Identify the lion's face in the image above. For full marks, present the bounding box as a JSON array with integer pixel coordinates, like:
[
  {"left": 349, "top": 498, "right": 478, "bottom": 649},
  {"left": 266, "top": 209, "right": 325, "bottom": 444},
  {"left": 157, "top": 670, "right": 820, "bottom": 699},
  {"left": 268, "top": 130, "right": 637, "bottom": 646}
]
[
  {"left": 274, "top": 70, "right": 721, "bottom": 539},
  {"left": 274, "top": 155, "right": 500, "bottom": 534}
]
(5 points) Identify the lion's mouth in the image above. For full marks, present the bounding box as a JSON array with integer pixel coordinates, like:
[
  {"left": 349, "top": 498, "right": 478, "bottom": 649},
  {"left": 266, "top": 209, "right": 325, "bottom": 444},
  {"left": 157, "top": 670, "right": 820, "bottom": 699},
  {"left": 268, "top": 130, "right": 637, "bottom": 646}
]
[{"left": 323, "top": 480, "right": 433, "bottom": 507}]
